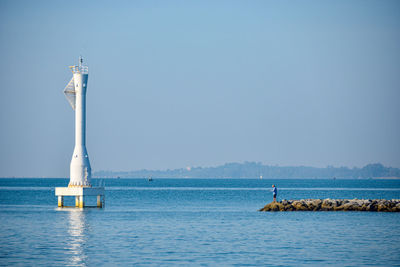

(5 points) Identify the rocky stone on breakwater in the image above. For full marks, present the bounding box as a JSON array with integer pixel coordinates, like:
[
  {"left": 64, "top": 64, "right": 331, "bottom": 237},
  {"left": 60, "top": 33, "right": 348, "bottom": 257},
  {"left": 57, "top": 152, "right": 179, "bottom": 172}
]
[{"left": 259, "top": 199, "right": 400, "bottom": 212}]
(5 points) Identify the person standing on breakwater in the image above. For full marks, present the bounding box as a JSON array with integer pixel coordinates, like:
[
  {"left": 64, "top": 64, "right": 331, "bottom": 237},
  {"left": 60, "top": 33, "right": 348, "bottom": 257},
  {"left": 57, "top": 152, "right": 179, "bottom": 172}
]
[{"left": 271, "top": 185, "right": 277, "bottom": 202}]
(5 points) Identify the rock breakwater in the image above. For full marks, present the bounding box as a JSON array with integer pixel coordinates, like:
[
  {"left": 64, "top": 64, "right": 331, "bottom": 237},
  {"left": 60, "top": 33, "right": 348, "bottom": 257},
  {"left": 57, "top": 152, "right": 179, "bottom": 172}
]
[{"left": 259, "top": 199, "right": 400, "bottom": 212}]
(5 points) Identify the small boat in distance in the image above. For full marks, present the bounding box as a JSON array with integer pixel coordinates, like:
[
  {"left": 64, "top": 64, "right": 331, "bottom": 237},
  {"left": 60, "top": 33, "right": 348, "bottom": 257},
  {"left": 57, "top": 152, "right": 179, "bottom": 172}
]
[{"left": 148, "top": 176, "right": 153, "bottom": 182}]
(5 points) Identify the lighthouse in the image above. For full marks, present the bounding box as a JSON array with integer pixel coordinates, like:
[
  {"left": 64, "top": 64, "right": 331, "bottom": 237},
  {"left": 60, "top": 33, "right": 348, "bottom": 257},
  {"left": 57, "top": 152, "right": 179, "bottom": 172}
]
[
  {"left": 55, "top": 57, "right": 104, "bottom": 208},
  {"left": 65, "top": 57, "right": 91, "bottom": 187}
]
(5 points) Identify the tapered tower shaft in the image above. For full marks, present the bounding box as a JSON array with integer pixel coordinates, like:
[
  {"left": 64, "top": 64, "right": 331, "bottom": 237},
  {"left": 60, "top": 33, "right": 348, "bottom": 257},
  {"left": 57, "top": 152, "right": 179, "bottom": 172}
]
[{"left": 74, "top": 71, "right": 87, "bottom": 148}]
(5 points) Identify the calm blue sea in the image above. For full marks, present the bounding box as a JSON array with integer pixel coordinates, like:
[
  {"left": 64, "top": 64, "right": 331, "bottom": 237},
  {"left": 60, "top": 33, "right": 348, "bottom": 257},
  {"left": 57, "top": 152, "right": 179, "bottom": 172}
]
[{"left": 1, "top": 178, "right": 400, "bottom": 266}]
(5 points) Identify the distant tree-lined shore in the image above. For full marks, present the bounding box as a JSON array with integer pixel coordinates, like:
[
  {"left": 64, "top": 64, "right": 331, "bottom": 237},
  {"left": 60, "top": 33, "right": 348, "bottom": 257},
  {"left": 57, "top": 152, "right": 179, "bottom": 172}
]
[{"left": 94, "top": 162, "right": 400, "bottom": 179}]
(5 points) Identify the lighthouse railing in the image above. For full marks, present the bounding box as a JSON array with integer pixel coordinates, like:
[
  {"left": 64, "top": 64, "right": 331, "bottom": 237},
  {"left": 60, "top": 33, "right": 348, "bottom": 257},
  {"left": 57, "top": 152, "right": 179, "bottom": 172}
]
[{"left": 70, "top": 65, "right": 88, "bottom": 74}]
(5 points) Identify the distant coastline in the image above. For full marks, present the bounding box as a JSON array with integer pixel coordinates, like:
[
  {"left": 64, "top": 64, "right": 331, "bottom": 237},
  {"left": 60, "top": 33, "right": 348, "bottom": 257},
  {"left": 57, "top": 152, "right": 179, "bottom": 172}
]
[
  {"left": 94, "top": 162, "right": 400, "bottom": 179},
  {"left": 2, "top": 163, "right": 399, "bottom": 179}
]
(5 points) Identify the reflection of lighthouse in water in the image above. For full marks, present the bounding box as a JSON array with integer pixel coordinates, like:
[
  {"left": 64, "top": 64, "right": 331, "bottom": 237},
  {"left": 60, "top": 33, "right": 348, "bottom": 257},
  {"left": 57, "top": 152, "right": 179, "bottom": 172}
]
[{"left": 67, "top": 210, "right": 88, "bottom": 265}]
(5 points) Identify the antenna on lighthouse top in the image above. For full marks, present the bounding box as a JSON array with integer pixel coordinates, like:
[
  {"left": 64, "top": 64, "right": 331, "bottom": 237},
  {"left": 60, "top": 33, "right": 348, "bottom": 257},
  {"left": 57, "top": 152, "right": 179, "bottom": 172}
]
[{"left": 70, "top": 56, "right": 88, "bottom": 74}]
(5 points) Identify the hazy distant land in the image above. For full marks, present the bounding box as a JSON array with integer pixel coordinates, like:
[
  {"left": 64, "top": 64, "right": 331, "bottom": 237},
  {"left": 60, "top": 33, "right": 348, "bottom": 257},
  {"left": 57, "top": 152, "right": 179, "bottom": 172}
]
[{"left": 94, "top": 162, "right": 400, "bottom": 179}]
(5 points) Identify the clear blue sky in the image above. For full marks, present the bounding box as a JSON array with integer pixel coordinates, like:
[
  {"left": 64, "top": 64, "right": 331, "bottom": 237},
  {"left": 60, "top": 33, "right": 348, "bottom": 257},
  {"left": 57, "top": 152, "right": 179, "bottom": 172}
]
[{"left": 1, "top": 0, "right": 399, "bottom": 177}]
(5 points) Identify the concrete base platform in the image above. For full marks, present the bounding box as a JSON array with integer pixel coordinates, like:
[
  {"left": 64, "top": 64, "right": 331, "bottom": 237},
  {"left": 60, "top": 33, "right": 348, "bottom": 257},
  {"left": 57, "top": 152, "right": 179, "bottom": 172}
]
[{"left": 55, "top": 187, "right": 105, "bottom": 208}]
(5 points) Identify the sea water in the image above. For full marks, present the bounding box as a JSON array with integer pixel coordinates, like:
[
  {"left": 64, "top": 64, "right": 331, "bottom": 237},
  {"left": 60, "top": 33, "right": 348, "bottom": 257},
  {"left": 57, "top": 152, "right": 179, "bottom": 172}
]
[{"left": 0, "top": 178, "right": 399, "bottom": 266}]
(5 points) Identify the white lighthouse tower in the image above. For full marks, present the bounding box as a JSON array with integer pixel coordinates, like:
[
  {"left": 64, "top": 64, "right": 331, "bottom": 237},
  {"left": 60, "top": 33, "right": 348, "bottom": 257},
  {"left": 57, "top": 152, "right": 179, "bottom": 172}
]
[
  {"left": 56, "top": 57, "right": 104, "bottom": 208},
  {"left": 66, "top": 57, "right": 91, "bottom": 187}
]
